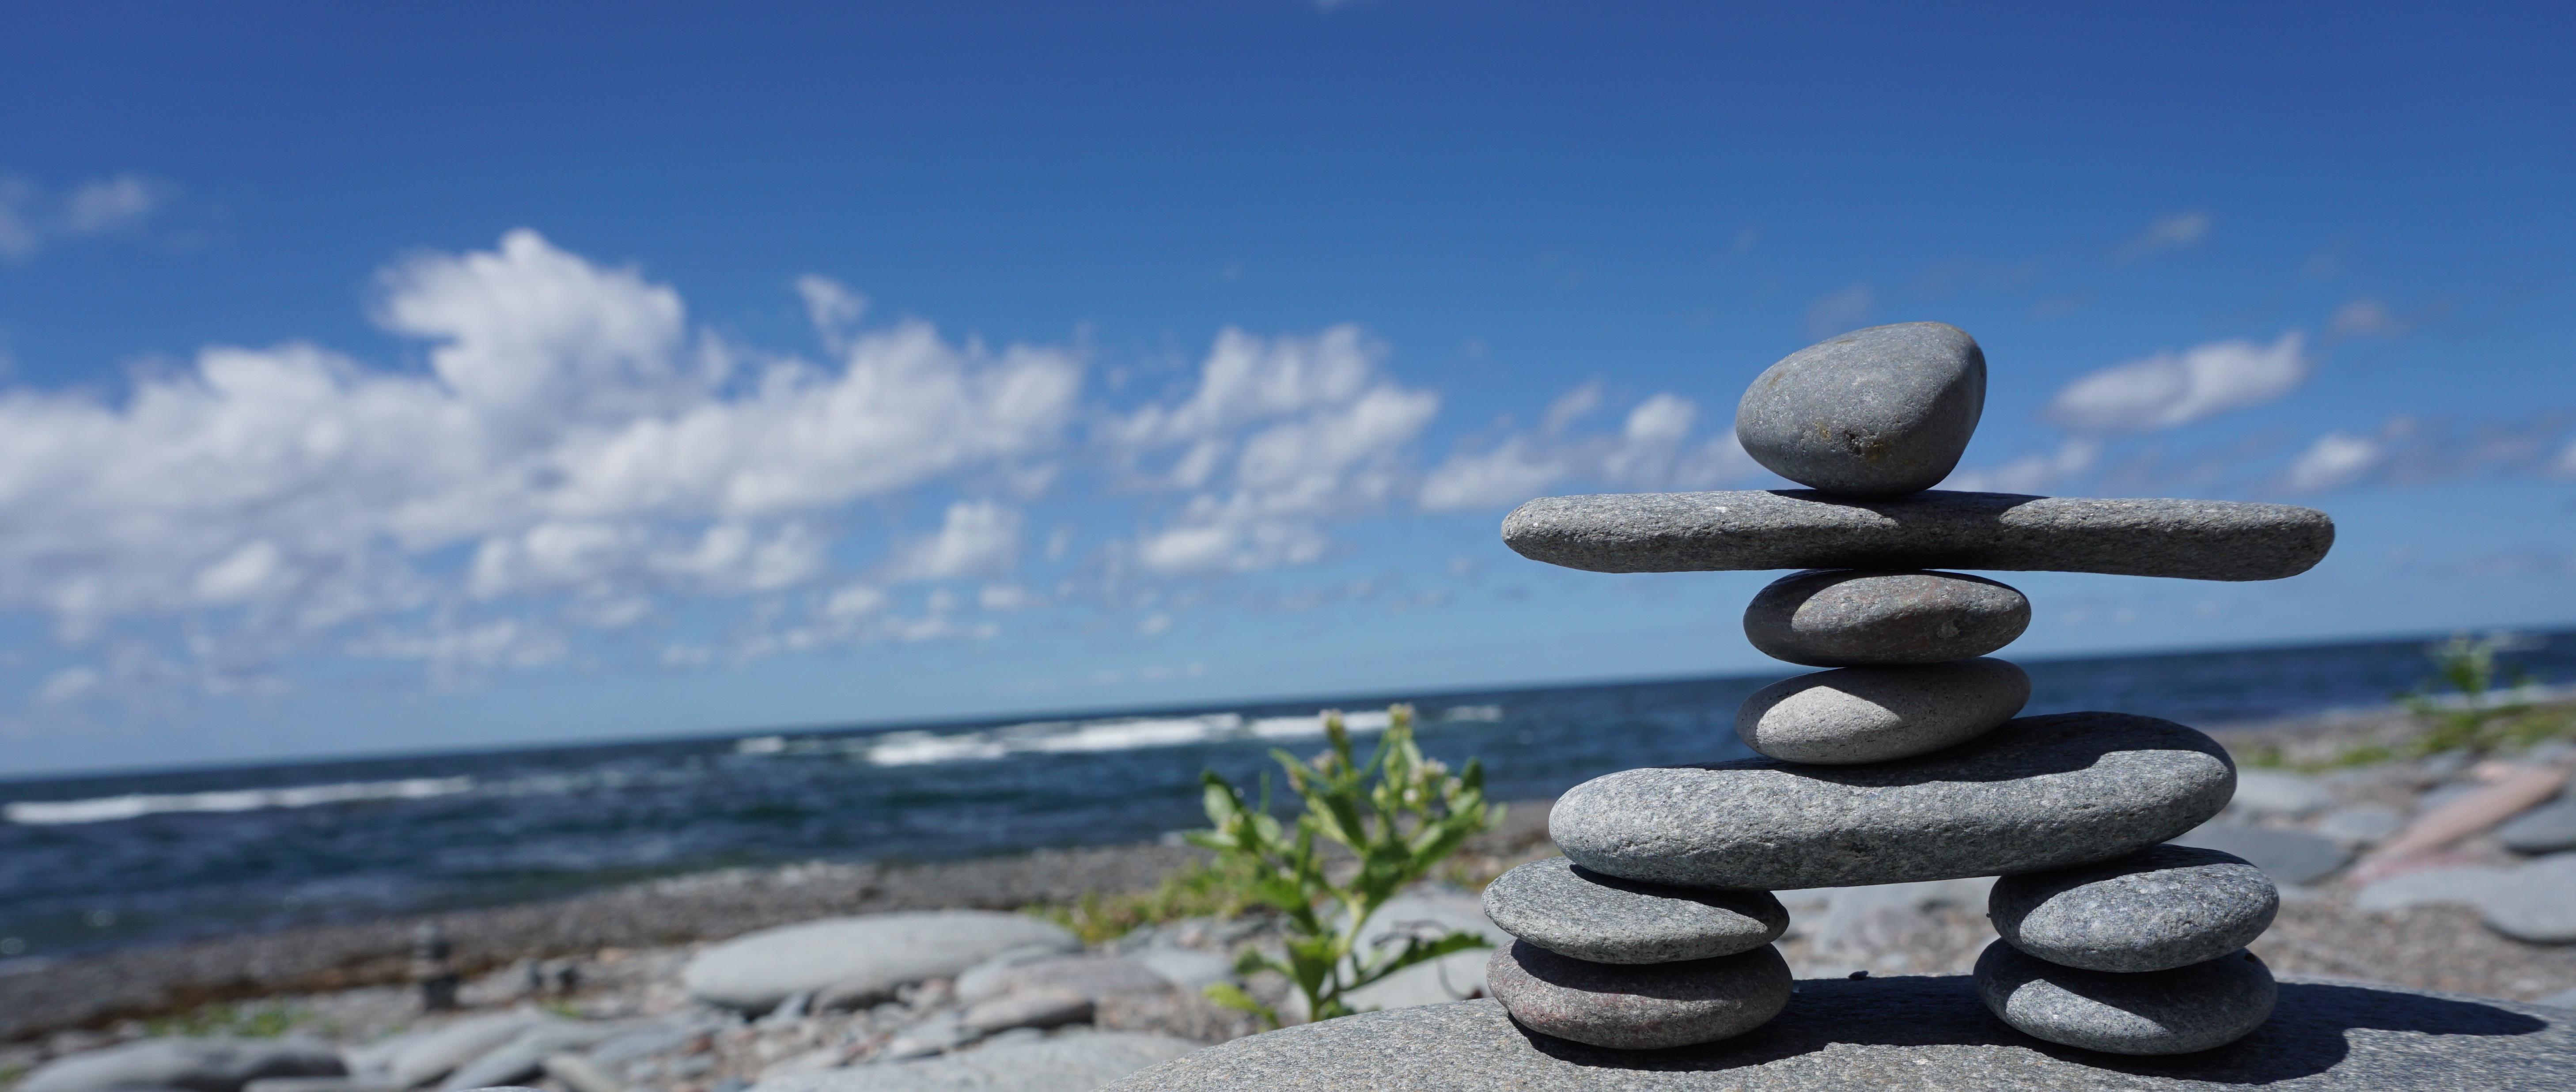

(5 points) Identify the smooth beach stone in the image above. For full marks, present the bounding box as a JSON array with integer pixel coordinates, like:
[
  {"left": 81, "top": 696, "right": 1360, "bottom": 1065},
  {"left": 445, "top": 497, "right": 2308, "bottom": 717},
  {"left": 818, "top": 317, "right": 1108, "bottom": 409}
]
[
  {"left": 1976, "top": 942, "right": 2277, "bottom": 1056},
  {"left": 1485, "top": 940, "right": 1792, "bottom": 1050},
  {"left": 2499, "top": 797, "right": 2576, "bottom": 854},
  {"left": 1735, "top": 657, "right": 2029, "bottom": 764},
  {"left": 681, "top": 910, "right": 1081, "bottom": 1011},
  {"left": 20, "top": 1038, "right": 344, "bottom": 1092},
  {"left": 1990, "top": 846, "right": 2279, "bottom": 973},
  {"left": 1502, "top": 490, "right": 2334, "bottom": 582},
  {"left": 1734, "top": 322, "right": 1986, "bottom": 499},
  {"left": 2481, "top": 853, "right": 2576, "bottom": 944},
  {"left": 1552, "top": 713, "right": 2235, "bottom": 890},
  {"left": 1743, "top": 569, "right": 2029, "bottom": 666},
  {"left": 1104, "top": 977, "right": 2576, "bottom": 1091},
  {"left": 2170, "top": 824, "right": 2352, "bottom": 886},
  {"left": 1482, "top": 857, "right": 1789, "bottom": 964}
]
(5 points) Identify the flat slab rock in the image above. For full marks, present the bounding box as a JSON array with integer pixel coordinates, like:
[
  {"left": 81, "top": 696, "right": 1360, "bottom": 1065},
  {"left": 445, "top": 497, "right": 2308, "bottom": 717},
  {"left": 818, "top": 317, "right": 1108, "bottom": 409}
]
[
  {"left": 1103, "top": 978, "right": 2576, "bottom": 1091},
  {"left": 1482, "top": 857, "right": 1788, "bottom": 964},
  {"left": 1503, "top": 490, "right": 2333, "bottom": 581},
  {"left": 1553, "top": 713, "right": 2235, "bottom": 889}
]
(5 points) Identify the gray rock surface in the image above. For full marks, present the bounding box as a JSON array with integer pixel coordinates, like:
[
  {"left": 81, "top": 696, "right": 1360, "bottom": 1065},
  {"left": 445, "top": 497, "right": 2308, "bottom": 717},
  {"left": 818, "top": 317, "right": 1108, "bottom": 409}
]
[
  {"left": 2314, "top": 803, "right": 2405, "bottom": 846},
  {"left": 961, "top": 989, "right": 1094, "bottom": 1034},
  {"left": 439, "top": 1023, "right": 633, "bottom": 1092},
  {"left": 384, "top": 1014, "right": 544, "bottom": 1089},
  {"left": 19, "top": 1038, "right": 345, "bottom": 1092},
  {"left": 683, "top": 912, "right": 1081, "bottom": 1011},
  {"left": 1481, "top": 857, "right": 1788, "bottom": 964},
  {"left": 2351, "top": 863, "right": 2517, "bottom": 913},
  {"left": 2227, "top": 770, "right": 2336, "bottom": 816},
  {"left": 2170, "top": 825, "right": 2352, "bottom": 885},
  {"left": 1485, "top": 940, "right": 1793, "bottom": 1050},
  {"left": 1732, "top": 322, "right": 1986, "bottom": 499},
  {"left": 754, "top": 1031, "right": 1201, "bottom": 1092},
  {"left": 957, "top": 956, "right": 1171, "bottom": 1005},
  {"left": 1552, "top": 713, "right": 2235, "bottom": 889},
  {"left": 1735, "top": 657, "right": 2029, "bottom": 764},
  {"left": 1104, "top": 978, "right": 2576, "bottom": 1090},
  {"left": 1502, "top": 490, "right": 2334, "bottom": 581},
  {"left": 1743, "top": 569, "right": 2028, "bottom": 666},
  {"left": 2500, "top": 798, "right": 2576, "bottom": 854},
  {"left": 2481, "top": 853, "right": 2576, "bottom": 944},
  {"left": 1989, "top": 846, "right": 2279, "bottom": 973},
  {"left": 1975, "top": 942, "right": 2277, "bottom": 1056}
]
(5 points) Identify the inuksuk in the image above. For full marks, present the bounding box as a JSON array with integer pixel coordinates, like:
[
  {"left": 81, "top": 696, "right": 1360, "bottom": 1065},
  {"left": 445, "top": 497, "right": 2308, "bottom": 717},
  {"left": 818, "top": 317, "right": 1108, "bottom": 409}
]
[{"left": 1479, "top": 322, "right": 2326, "bottom": 1056}]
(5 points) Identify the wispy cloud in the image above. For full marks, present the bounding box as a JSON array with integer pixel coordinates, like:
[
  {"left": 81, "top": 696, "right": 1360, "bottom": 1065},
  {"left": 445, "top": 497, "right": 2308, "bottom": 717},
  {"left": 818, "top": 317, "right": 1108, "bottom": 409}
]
[
  {"left": 2040, "top": 331, "right": 2308, "bottom": 433},
  {"left": 1803, "top": 283, "right": 1875, "bottom": 339},
  {"left": 1419, "top": 386, "right": 1762, "bottom": 510},
  {"left": 2118, "top": 209, "right": 2212, "bottom": 260},
  {"left": 0, "top": 172, "right": 170, "bottom": 259}
]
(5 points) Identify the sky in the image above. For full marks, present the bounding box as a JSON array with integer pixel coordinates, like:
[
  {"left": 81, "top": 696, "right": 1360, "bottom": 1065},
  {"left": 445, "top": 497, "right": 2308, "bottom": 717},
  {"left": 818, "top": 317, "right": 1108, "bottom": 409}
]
[{"left": 0, "top": 1, "right": 2569, "bottom": 775}]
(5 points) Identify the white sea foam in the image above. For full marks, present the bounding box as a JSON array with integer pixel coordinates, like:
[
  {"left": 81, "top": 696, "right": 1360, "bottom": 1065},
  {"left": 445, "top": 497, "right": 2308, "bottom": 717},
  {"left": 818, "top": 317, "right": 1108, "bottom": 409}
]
[
  {"left": 6, "top": 776, "right": 476, "bottom": 826},
  {"left": 838, "top": 707, "right": 1426, "bottom": 766}
]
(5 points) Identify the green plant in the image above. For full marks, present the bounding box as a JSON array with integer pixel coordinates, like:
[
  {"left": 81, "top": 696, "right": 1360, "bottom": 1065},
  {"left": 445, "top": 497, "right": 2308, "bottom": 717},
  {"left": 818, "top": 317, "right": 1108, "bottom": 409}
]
[
  {"left": 1189, "top": 704, "right": 1501, "bottom": 1028},
  {"left": 144, "top": 1001, "right": 305, "bottom": 1038},
  {"left": 2401, "top": 633, "right": 2544, "bottom": 757},
  {"left": 1030, "top": 857, "right": 1261, "bottom": 944}
]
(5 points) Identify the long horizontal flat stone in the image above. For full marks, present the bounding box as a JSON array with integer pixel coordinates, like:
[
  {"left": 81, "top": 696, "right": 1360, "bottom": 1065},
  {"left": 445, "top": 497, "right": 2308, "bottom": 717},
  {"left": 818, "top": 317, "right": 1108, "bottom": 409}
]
[
  {"left": 1551, "top": 713, "right": 2235, "bottom": 889},
  {"left": 1502, "top": 490, "right": 2333, "bottom": 581},
  {"left": 1104, "top": 979, "right": 2576, "bottom": 1091}
]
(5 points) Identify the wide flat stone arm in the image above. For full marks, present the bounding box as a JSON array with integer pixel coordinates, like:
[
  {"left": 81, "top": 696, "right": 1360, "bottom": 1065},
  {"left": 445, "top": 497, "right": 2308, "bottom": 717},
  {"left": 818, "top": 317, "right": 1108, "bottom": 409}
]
[{"left": 1501, "top": 489, "right": 2333, "bottom": 581}]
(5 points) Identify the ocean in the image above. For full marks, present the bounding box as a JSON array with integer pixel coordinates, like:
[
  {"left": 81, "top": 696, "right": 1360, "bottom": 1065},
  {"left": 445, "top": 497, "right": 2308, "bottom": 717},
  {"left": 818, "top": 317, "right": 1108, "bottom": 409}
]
[{"left": 4, "top": 629, "right": 2572, "bottom": 964}]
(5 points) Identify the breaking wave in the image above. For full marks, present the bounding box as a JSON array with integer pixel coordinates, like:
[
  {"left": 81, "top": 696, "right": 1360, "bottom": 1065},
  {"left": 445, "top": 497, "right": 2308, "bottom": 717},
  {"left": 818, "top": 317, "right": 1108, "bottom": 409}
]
[{"left": 6, "top": 776, "right": 476, "bottom": 826}]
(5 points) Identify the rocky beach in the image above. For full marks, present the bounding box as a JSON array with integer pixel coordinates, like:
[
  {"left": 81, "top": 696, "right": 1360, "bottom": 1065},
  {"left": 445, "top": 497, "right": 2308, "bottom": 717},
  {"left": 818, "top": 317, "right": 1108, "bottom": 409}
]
[{"left": 8, "top": 698, "right": 2576, "bottom": 1092}]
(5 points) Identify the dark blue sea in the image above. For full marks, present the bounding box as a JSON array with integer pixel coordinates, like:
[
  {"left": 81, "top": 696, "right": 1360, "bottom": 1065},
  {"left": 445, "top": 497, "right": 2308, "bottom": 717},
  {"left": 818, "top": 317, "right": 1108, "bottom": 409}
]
[{"left": 5, "top": 629, "right": 2574, "bottom": 963}]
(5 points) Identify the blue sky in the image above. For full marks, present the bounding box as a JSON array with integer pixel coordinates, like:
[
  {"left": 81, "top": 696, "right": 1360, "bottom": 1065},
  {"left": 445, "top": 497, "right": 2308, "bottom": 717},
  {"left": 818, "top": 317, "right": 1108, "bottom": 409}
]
[{"left": 0, "top": 1, "right": 2569, "bottom": 774}]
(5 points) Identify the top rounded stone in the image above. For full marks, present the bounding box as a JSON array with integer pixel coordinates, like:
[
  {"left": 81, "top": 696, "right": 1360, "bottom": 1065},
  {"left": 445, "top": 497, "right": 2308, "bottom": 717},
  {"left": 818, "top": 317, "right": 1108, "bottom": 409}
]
[{"left": 1736, "top": 322, "right": 1986, "bottom": 499}]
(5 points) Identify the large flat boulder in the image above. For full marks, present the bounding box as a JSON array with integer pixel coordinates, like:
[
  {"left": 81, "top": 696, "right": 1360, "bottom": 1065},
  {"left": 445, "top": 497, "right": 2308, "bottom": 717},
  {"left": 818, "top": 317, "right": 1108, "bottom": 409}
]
[
  {"left": 685, "top": 911, "right": 1082, "bottom": 1012},
  {"left": 1552, "top": 713, "right": 2235, "bottom": 889},
  {"left": 1107, "top": 978, "right": 2576, "bottom": 1090},
  {"left": 1502, "top": 490, "right": 2333, "bottom": 581},
  {"left": 750, "top": 1031, "right": 1201, "bottom": 1092}
]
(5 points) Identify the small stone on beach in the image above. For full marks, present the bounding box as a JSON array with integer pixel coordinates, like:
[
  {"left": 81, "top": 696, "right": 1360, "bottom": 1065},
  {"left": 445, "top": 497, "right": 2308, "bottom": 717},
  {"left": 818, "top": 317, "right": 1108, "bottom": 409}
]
[
  {"left": 1734, "top": 657, "right": 2028, "bottom": 765},
  {"left": 1989, "top": 845, "right": 2279, "bottom": 973},
  {"left": 1733, "top": 322, "right": 1985, "bottom": 499},
  {"left": 1481, "top": 857, "right": 1788, "bottom": 964},
  {"left": 1485, "top": 939, "right": 1792, "bottom": 1050},
  {"left": 1974, "top": 941, "right": 2277, "bottom": 1056},
  {"left": 1742, "top": 569, "right": 2029, "bottom": 667}
]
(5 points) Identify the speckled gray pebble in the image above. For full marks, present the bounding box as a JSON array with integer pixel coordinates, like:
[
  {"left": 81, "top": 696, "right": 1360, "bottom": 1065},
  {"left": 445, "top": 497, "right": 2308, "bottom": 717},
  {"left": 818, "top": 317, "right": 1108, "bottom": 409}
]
[
  {"left": 1976, "top": 942, "right": 2277, "bottom": 1056},
  {"left": 1735, "top": 657, "right": 2029, "bottom": 764},
  {"left": 1502, "top": 490, "right": 2334, "bottom": 581},
  {"left": 1485, "top": 940, "right": 1792, "bottom": 1050},
  {"left": 1991, "top": 846, "right": 2280, "bottom": 973},
  {"left": 1744, "top": 569, "right": 2029, "bottom": 666},
  {"left": 1482, "top": 857, "right": 1788, "bottom": 964},
  {"left": 1552, "top": 713, "right": 2235, "bottom": 889},
  {"left": 1733, "top": 322, "right": 1985, "bottom": 499},
  {"left": 1103, "top": 977, "right": 2576, "bottom": 1090}
]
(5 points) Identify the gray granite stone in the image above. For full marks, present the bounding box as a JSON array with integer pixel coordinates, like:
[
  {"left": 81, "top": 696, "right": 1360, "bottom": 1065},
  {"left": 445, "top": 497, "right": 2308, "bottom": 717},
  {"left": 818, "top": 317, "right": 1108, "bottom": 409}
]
[
  {"left": 2314, "top": 803, "right": 2406, "bottom": 846},
  {"left": 756, "top": 1032, "right": 1202, "bottom": 1092},
  {"left": 1743, "top": 569, "right": 2029, "bottom": 666},
  {"left": 20, "top": 1038, "right": 344, "bottom": 1092},
  {"left": 2482, "top": 853, "right": 2576, "bottom": 944},
  {"left": 1485, "top": 940, "right": 1793, "bottom": 1050},
  {"left": 2170, "top": 824, "right": 2352, "bottom": 886},
  {"left": 1990, "top": 846, "right": 2279, "bottom": 973},
  {"left": 1502, "top": 490, "right": 2334, "bottom": 581},
  {"left": 1732, "top": 322, "right": 1986, "bottom": 499},
  {"left": 1976, "top": 942, "right": 2277, "bottom": 1056},
  {"left": 1735, "top": 657, "right": 2029, "bottom": 765},
  {"left": 2500, "top": 798, "right": 2576, "bottom": 854},
  {"left": 1103, "top": 978, "right": 2575, "bottom": 1090},
  {"left": 683, "top": 911, "right": 1080, "bottom": 1011},
  {"left": 1552, "top": 713, "right": 2235, "bottom": 889},
  {"left": 1482, "top": 857, "right": 1788, "bottom": 964}
]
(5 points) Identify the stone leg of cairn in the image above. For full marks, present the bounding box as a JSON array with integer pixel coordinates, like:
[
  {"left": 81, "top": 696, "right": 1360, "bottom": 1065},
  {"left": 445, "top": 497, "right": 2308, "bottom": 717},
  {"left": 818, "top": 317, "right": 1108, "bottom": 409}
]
[{"left": 1483, "top": 322, "right": 2330, "bottom": 1055}]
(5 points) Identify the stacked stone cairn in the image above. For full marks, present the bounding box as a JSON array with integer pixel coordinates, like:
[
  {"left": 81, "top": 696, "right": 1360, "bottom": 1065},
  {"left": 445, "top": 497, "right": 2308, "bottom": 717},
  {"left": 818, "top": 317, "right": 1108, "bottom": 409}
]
[{"left": 1480, "top": 322, "right": 2335, "bottom": 1057}]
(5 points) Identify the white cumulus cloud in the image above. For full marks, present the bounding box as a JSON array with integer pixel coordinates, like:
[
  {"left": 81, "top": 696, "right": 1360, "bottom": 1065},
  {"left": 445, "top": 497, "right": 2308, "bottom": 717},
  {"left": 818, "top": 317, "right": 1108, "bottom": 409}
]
[
  {"left": 1421, "top": 388, "right": 1761, "bottom": 511},
  {"left": 2285, "top": 431, "right": 2384, "bottom": 492},
  {"left": 2041, "top": 331, "right": 2309, "bottom": 433},
  {"left": 0, "top": 230, "right": 1080, "bottom": 667},
  {"left": 1116, "top": 326, "right": 1439, "bottom": 573}
]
